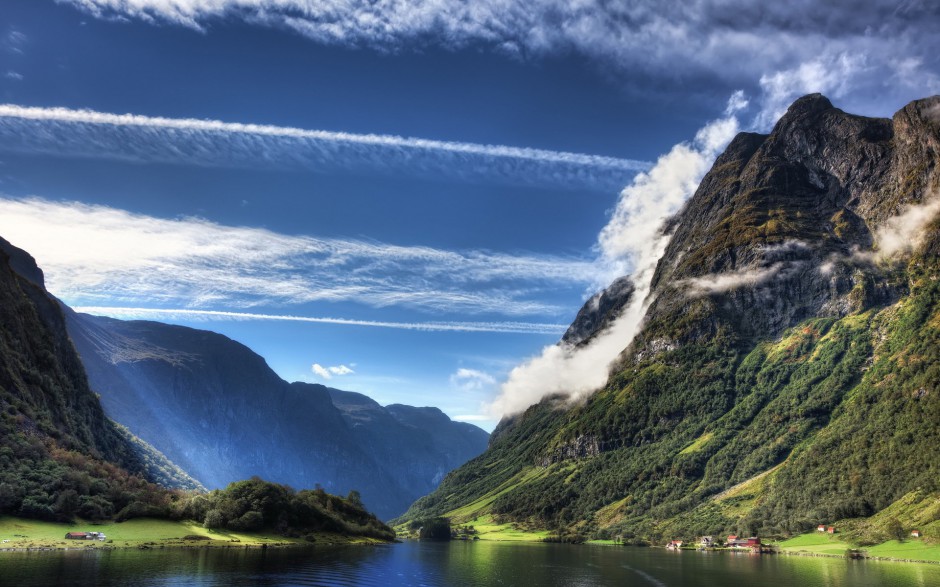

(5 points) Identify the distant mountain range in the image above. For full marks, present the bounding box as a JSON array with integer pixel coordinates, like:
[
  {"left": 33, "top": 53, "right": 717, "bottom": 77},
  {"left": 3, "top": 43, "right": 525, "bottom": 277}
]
[
  {"left": 401, "top": 94, "right": 940, "bottom": 543},
  {"left": 64, "top": 309, "right": 488, "bottom": 520}
]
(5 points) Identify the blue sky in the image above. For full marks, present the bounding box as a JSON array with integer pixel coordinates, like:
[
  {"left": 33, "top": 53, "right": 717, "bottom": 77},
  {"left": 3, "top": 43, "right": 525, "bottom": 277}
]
[{"left": 1, "top": 0, "right": 938, "bottom": 430}]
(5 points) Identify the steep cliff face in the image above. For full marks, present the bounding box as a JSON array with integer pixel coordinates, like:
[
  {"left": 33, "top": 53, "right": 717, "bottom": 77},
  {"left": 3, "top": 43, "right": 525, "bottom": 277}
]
[
  {"left": 401, "top": 95, "right": 940, "bottom": 541},
  {"left": 0, "top": 237, "right": 194, "bottom": 521},
  {"left": 66, "top": 312, "right": 487, "bottom": 520}
]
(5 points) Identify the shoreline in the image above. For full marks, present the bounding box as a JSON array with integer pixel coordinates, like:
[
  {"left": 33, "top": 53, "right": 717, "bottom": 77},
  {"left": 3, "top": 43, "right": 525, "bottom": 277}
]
[
  {"left": 0, "top": 516, "right": 392, "bottom": 553},
  {"left": 656, "top": 544, "right": 940, "bottom": 566},
  {"left": 775, "top": 547, "right": 940, "bottom": 566},
  {"left": 0, "top": 536, "right": 391, "bottom": 553}
]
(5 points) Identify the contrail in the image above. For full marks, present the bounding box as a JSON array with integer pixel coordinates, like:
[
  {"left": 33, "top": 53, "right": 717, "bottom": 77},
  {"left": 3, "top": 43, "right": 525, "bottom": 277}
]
[
  {"left": 74, "top": 306, "right": 569, "bottom": 335},
  {"left": 0, "top": 104, "right": 650, "bottom": 191}
]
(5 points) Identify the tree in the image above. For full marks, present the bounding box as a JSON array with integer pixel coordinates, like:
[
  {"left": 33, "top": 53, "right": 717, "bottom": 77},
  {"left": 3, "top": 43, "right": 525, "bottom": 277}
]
[
  {"left": 346, "top": 490, "right": 363, "bottom": 508},
  {"left": 203, "top": 509, "right": 225, "bottom": 529},
  {"left": 886, "top": 517, "right": 905, "bottom": 542},
  {"left": 419, "top": 518, "right": 452, "bottom": 541}
]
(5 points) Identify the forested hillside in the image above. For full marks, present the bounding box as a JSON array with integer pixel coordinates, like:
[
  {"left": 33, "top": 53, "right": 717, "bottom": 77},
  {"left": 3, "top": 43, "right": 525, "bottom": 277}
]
[{"left": 400, "top": 94, "right": 940, "bottom": 544}]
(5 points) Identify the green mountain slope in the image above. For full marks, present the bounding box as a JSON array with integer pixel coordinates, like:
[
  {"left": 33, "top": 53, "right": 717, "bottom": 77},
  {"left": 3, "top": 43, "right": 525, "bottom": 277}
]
[{"left": 399, "top": 94, "right": 940, "bottom": 543}]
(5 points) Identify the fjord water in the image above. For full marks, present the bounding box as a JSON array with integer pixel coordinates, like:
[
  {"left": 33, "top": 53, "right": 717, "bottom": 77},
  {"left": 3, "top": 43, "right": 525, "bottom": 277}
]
[{"left": 2, "top": 542, "right": 938, "bottom": 587}]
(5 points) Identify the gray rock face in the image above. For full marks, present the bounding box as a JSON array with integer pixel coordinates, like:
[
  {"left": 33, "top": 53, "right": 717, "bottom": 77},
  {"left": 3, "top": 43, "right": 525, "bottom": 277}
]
[
  {"left": 562, "top": 275, "right": 635, "bottom": 347},
  {"left": 574, "top": 94, "right": 940, "bottom": 357},
  {"left": 64, "top": 311, "right": 488, "bottom": 519}
]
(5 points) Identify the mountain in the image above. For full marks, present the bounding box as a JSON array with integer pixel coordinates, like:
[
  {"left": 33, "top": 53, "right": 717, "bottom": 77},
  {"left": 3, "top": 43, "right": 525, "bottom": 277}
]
[
  {"left": 64, "top": 311, "right": 488, "bottom": 520},
  {"left": 329, "top": 388, "right": 489, "bottom": 497},
  {"left": 0, "top": 237, "right": 197, "bottom": 522},
  {"left": 400, "top": 94, "right": 940, "bottom": 543}
]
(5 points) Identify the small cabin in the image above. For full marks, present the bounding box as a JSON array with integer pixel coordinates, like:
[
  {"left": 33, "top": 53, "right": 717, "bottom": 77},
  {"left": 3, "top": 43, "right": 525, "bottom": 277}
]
[
  {"left": 827, "top": 526, "right": 836, "bottom": 534},
  {"left": 912, "top": 530, "right": 921, "bottom": 538},
  {"left": 700, "top": 536, "right": 714, "bottom": 546},
  {"left": 727, "top": 534, "right": 738, "bottom": 543},
  {"left": 666, "top": 540, "right": 683, "bottom": 550},
  {"left": 817, "top": 525, "right": 827, "bottom": 532},
  {"left": 65, "top": 532, "right": 88, "bottom": 540}
]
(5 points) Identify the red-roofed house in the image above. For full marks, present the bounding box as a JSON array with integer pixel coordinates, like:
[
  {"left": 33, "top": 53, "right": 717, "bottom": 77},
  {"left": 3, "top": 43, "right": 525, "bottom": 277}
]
[
  {"left": 65, "top": 532, "right": 88, "bottom": 540},
  {"left": 817, "top": 525, "right": 826, "bottom": 532},
  {"left": 912, "top": 530, "right": 922, "bottom": 538},
  {"left": 827, "top": 526, "right": 836, "bottom": 534}
]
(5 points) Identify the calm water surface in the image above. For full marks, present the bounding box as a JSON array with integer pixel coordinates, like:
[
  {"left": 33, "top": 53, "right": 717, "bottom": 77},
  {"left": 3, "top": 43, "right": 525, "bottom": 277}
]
[{"left": 1, "top": 541, "right": 938, "bottom": 586}]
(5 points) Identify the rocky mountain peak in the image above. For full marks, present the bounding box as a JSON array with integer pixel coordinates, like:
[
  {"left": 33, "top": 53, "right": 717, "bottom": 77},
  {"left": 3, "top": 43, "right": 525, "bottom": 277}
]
[{"left": 569, "top": 94, "right": 940, "bottom": 358}]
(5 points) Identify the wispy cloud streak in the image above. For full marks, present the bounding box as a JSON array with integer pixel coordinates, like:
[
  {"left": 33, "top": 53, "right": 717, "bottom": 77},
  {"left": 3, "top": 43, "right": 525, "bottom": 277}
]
[
  {"left": 0, "top": 104, "right": 649, "bottom": 191},
  {"left": 0, "top": 196, "right": 594, "bottom": 316},
  {"left": 73, "top": 307, "right": 568, "bottom": 335},
  {"left": 60, "top": 1, "right": 940, "bottom": 118}
]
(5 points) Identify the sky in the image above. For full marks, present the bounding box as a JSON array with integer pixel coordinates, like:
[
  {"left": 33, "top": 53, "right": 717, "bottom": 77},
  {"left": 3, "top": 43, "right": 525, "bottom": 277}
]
[{"left": 1, "top": 1, "right": 938, "bottom": 431}]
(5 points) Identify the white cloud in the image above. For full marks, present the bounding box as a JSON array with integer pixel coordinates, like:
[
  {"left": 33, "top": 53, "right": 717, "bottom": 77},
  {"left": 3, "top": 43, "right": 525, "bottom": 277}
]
[
  {"left": 4, "top": 30, "right": 26, "bottom": 54},
  {"left": 312, "top": 362, "right": 355, "bottom": 379},
  {"left": 754, "top": 53, "right": 868, "bottom": 130},
  {"left": 488, "top": 93, "right": 747, "bottom": 417},
  {"left": 681, "top": 265, "right": 782, "bottom": 295},
  {"left": 450, "top": 368, "right": 497, "bottom": 391},
  {"left": 452, "top": 414, "right": 492, "bottom": 422},
  {"left": 0, "top": 196, "right": 596, "bottom": 317},
  {"left": 329, "top": 364, "right": 355, "bottom": 376},
  {"left": 4, "top": 71, "right": 23, "bottom": 81},
  {"left": 72, "top": 307, "right": 568, "bottom": 334},
  {"left": 0, "top": 104, "right": 649, "bottom": 191},
  {"left": 60, "top": 1, "right": 940, "bottom": 117},
  {"left": 870, "top": 195, "right": 940, "bottom": 261}
]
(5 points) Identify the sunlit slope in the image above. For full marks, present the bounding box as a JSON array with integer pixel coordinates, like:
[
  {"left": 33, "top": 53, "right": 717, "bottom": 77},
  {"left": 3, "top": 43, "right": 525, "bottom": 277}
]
[{"left": 399, "top": 94, "right": 940, "bottom": 543}]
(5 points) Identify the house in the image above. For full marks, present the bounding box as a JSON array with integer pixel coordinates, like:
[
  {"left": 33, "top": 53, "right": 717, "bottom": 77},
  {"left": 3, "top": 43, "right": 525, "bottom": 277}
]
[
  {"left": 666, "top": 540, "right": 683, "bottom": 550},
  {"left": 727, "top": 534, "right": 738, "bottom": 543},
  {"left": 827, "top": 526, "right": 836, "bottom": 534},
  {"left": 65, "top": 532, "right": 88, "bottom": 540},
  {"left": 726, "top": 536, "right": 761, "bottom": 549},
  {"left": 64, "top": 531, "right": 106, "bottom": 541},
  {"left": 912, "top": 530, "right": 921, "bottom": 538},
  {"left": 817, "top": 525, "right": 827, "bottom": 532},
  {"left": 699, "top": 536, "right": 714, "bottom": 547}
]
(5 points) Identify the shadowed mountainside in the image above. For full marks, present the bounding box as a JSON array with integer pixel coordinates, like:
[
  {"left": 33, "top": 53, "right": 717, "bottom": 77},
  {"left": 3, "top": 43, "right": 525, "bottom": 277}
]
[{"left": 65, "top": 311, "right": 488, "bottom": 520}]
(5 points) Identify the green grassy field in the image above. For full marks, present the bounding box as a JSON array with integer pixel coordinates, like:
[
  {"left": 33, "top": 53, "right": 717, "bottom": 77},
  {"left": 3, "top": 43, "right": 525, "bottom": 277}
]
[
  {"left": 455, "top": 515, "right": 550, "bottom": 542},
  {"left": 776, "top": 531, "right": 940, "bottom": 563},
  {"left": 776, "top": 532, "right": 853, "bottom": 555},
  {"left": 0, "top": 516, "right": 380, "bottom": 550},
  {"left": 865, "top": 539, "right": 940, "bottom": 562}
]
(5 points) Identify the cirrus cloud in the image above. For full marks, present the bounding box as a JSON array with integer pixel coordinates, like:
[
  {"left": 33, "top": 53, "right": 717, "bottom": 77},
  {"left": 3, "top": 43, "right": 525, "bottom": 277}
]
[
  {"left": 0, "top": 196, "right": 597, "bottom": 317},
  {"left": 59, "top": 1, "right": 940, "bottom": 118}
]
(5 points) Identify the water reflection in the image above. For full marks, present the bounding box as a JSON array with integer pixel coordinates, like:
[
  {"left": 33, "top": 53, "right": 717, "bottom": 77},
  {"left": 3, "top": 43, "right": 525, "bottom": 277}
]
[{"left": 1, "top": 541, "right": 938, "bottom": 587}]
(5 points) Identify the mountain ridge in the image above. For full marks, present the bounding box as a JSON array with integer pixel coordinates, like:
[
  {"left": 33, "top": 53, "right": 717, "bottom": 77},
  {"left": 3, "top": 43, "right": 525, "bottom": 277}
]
[
  {"left": 399, "top": 94, "right": 940, "bottom": 543},
  {"left": 64, "top": 310, "right": 488, "bottom": 520}
]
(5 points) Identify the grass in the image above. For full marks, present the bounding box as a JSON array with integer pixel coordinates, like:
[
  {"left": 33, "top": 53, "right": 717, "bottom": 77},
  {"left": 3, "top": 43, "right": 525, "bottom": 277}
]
[
  {"left": 777, "top": 531, "right": 940, "bottom": 563},
  {"left": 679, "top": 432, "right": 713, "bottom": 455},
  {"left": 776, "top": 532, "right": 853, "bottom": 556},
  {"left": 443, "top": 466, "right": 550, "bottom": 523},
  {"left": 865, "top": 540, "right": 940, "bottom": 562},
  {"left": 0, "top": 516, "right": 380, "bottom": 550},
  {"left": 454, "top": 515, "right": 550, "bottom": 542}
]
